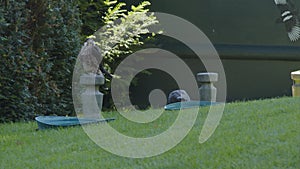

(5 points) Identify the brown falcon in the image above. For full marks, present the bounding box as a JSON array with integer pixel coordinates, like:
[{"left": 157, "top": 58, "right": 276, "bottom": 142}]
[{"left": 78, "top": 39, "right": 103, "bottom": 74}]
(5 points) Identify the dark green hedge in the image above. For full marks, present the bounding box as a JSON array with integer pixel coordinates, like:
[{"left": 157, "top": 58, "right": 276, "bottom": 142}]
[
  {"left": 78, "top": 0, "right": 106, "bottom": 40},
  {"left": 0, "top": 0, "right": 81, "bottom": 122},
  {"left": 0, "top": 0, "right": 156, "bottom": 122}
]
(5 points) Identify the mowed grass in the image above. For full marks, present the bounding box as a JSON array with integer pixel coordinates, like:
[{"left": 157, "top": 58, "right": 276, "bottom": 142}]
[{"left": 0, "top": 97, "right": 299, "bottom": 169}]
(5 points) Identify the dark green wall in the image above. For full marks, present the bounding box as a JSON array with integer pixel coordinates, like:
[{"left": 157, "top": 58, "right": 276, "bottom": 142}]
[
  {"left": 130, "top": 57, "right": 300, "bottom": 106},
  {"left": 124, "top": 0, "right": 300, "bottom": 106},
  {"left": 149, "top": 0, "right": 300, "bottom": 46}
]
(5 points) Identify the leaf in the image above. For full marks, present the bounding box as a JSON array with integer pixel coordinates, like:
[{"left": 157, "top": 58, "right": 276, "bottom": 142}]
[
  {"left": 104, "top": 0, "right": 118, "bottom": 6},
  {"left": 0, "top": 94, "right": 8, "bottom": 100}
]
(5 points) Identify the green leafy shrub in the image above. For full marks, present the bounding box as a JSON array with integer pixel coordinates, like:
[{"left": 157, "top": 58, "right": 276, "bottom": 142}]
[
  {"left": 0, "top": 1, "right": 35, "bottom": 122},
  {"left": 0, "top": 0, "right": 81, "bottom": 122},
  {"left": 94, "top": 0, "right": 158, "bottom": 64},
  {"left": 78, "top": 0, "right": 107, "bottom": 41},
  {"left": 91, "top": 0, "right": 160, "bottom": 109},
  {"left": 27, "top": 0, "right": 81, "bottom": 117},
  {"left": 0, "top": 0, "right": 158, "bottom": 121}
]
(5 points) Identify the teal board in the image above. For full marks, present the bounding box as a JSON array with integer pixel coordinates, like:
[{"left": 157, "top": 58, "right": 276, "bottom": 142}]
[
  {"left": 164, "top": 101, "right": 220, "bottom": 110},
  {"left": 35, "top": 116, "right": 115, "bottom": 130}
]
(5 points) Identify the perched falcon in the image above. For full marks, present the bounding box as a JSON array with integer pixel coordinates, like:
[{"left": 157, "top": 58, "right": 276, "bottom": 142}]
[
  {"left": 274, "top": 0, "right": 300, "bottom": 41},
  {"left": 78, "top": 39, "right": 103, "bottom": 74},
  {"left": 78, "top": 39, "right": 113, "bottom": 79}
]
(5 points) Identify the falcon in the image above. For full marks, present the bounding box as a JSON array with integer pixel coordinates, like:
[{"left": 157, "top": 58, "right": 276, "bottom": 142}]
[
  {"left": 78, "top": 39, "right": 102, "bottom": 74},
  {"left": 274, "top": 0, "right": 300, "bottom": 41}
]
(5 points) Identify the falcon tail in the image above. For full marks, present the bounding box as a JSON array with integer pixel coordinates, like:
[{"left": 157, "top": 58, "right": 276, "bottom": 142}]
[
  {"left": 288, "top": 22, "right": 300, "bottom": 41},
  {"left": 274, "top": 0, "right": 287, "bottom": 5},
  {"left": 274, "top": 0, "right": 300, "bottom": 41}
]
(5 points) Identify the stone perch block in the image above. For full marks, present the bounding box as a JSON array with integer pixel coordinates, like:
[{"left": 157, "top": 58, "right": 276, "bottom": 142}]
[
  {"left": 80, "top": 73, "right": 104, "bottom": 118},
  {"left": 79, "top": 73, "right": 105, "bottom": 85},
  {"left": 291, "top": 70, "right": 300, "bottom": 97},
  {"left": 197, "top": 72, "right": 218, "bottom": 83},
  {"left": 197, "top": 72, "right": 218, "bottom": 102}
]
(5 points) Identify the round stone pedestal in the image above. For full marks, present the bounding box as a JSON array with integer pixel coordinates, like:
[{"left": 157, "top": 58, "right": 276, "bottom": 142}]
[
  {"left": 197, "top": 72, "right": 218, "bottom": 102},
  {"left": 291, "top": 70, "right": 300, "bottom": 97},
  {"left": 79, "top": 73, "right": 105, "bottom": 118}
]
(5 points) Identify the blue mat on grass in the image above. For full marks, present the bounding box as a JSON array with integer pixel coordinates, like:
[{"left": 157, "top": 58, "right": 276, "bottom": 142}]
[
  {"left": 164, "top": 101, "right": 220, "bottom": 110},
  {"left": 35, "top": 116, "right": 115, "bottom": 130}
]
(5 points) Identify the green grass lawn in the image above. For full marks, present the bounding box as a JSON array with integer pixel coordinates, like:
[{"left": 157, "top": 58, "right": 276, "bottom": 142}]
[{"left": 1, "top": 97, "right": 299, "bottom": 169}]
